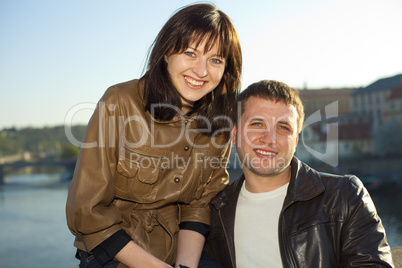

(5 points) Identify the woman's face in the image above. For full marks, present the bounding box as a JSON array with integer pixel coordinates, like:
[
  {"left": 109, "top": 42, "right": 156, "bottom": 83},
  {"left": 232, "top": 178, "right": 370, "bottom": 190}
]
[{"left": 165, "top": 38, "right": 226, "bottom": 114}]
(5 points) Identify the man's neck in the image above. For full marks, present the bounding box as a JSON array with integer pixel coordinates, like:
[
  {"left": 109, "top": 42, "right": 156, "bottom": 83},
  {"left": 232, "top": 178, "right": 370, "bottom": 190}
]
[{"left": 243, "top": 166, "right": 291, "bottom": 193}]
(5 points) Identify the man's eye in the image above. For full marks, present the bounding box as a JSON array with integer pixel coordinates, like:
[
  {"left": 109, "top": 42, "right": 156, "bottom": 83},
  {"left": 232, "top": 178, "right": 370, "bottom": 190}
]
[
  {"left": 279, "top": 125, "right": 290, "bottom": 131},
  {"left": 250, "top": 122, "right": 262, "bottom": 127}
]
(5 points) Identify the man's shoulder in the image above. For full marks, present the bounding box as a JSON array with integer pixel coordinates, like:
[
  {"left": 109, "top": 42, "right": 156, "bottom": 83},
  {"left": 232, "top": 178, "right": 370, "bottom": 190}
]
[
  {"left": 317, "top": 170, "right": 361, "bottom": 187},
  {"left": 296, "top": 157, "right": 359, "bottom": 184},
  {"left": 211, "top": 175, "right": 244, "bottom": 210},
  {"left": 294, "top": 158, "right": 364, "bottom": 198}
]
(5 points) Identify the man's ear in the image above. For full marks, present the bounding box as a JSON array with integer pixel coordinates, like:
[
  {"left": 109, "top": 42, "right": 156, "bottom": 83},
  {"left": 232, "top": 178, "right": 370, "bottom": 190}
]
[
  {"left": 231, "top": 124, "right": 237, "bottom": 145},
  {"left": 294, "top": 133, "right": 299, "bottom": 151}
]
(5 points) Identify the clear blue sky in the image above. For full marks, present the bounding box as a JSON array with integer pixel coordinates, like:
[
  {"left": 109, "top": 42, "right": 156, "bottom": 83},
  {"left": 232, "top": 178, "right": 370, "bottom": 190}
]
[{"left": 1, "top": 0, "right": 402, "bottom": 129}]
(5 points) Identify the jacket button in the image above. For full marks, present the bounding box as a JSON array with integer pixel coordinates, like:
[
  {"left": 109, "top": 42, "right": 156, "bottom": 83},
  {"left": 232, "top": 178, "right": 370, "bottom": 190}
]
[
  {"left": 184, "top": 146, "right": 189, "bottom": 151},
  {"left": 174, "top": 177, "right": 180, "bottom": 183}
]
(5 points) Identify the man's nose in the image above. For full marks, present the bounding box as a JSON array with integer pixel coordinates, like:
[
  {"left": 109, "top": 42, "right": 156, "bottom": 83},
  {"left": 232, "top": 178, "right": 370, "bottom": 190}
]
[{"left": 259, "top": 128, "right": 276, "bottom": 145}]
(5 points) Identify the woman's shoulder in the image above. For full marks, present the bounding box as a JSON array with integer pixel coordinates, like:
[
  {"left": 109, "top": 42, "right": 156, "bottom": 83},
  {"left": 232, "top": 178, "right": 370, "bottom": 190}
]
[
  {"left": 110, "top": 78, "right": 142, "bottom": 94},
  {"left": 101, "top": 79, "right": 144, "bottom": 102}
]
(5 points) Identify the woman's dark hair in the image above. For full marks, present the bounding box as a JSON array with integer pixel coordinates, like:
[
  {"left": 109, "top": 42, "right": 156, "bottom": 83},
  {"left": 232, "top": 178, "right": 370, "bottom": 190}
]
[{"left": 142, "top": 3, "right": 242, "bottom": 138}]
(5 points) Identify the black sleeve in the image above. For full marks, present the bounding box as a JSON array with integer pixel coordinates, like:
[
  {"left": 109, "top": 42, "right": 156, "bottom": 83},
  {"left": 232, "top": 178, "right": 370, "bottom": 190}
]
[
  {"left": 91, "top": 229, "right": 132, "bottom": 265},
  {"left": 179, "top": 221, "right": 211, "bottom": 238}
]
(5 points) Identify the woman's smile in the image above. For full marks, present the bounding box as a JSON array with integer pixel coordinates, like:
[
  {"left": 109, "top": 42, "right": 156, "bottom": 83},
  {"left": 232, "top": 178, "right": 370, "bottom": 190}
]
[
  {"left": 165, "top": 38, "right": 225, "bottom": 113},
  {"left": 184, "top": 75, "right": 207, "bottom": 88}
]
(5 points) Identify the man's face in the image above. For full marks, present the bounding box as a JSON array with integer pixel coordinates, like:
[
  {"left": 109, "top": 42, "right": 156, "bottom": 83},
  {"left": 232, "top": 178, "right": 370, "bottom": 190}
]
[{"left": 233, "top": 97, "right": 299, "bottom": 178}]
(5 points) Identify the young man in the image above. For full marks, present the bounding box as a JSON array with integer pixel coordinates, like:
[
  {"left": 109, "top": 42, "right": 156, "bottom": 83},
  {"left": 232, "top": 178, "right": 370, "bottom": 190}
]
[{"left": 204, "top": 80, "right": 394, "bottom": 267}]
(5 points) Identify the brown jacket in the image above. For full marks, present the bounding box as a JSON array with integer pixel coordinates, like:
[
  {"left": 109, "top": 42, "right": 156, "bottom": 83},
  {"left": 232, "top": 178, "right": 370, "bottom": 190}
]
[{"left": 66, "top": 79, "right": 230, "bottom": 265}]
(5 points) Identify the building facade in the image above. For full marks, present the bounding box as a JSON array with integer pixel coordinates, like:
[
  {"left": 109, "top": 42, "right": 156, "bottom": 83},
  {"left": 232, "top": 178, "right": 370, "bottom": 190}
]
[
  {"left": 351, "top": 74, "right": 402, "bottom": 124},
  {"left": 296, "top": 73, "right": 402, "bottom": 166}
]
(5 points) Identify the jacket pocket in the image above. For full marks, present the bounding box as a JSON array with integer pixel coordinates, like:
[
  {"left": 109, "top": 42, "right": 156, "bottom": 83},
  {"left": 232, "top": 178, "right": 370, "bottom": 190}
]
[
  {"left": 289, "top": 207, "right": 345, "bottom": 235},
  {"left": 114, "top": 146, "right": 167, "bottom": 202},
  {"left": 197, "top": 149, "right": 227, "bottom": 182},
  {"left": 194, "top": 148, "right": 227, "bottom": 199}
]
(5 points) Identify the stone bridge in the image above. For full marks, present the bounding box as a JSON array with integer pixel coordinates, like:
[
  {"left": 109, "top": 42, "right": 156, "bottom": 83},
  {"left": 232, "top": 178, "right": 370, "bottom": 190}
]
[{"left": 0, "top": 159, "right": 76, "bottom": 184}]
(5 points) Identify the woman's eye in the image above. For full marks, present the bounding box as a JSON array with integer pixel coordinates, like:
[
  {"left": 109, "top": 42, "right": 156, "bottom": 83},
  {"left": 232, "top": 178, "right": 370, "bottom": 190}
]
[
  {"left": 184, "top": 51, "right": 195, "bottom": 57},
  {"left": 211, "top": 58, "right": 222, "bottom": 64}
]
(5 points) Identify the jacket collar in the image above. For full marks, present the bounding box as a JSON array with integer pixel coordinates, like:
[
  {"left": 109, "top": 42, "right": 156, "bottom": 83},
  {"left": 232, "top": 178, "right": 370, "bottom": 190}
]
[
  {"left": 147, "top": 111, "right": 198, "bottom": 126},
  {"left": 137, "top": 77, "right": 198, "bottom": 126},
  {"left": 210, "top": 174, "right": 244, "bottom": 211},
  {"left": 211, "top": 156, "right": 326, "bottom": 210},
  {"left": 283, "top": 157, "right": 325, "bottom": 208}
]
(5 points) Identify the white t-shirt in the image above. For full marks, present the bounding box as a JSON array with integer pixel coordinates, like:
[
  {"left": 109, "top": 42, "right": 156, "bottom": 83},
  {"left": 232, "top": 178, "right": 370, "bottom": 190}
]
[{"left": 234, "top": 181, "right": 289, "bottom": 267}]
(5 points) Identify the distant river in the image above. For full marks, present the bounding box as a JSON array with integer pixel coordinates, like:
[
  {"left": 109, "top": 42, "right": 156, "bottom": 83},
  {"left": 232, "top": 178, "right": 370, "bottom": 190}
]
[{"left": 0, "top": 170, "right": 401, "bottom": 268}]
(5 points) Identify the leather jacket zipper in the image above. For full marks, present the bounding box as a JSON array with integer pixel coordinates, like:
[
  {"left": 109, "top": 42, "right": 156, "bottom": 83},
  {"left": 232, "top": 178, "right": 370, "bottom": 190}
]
[
  {"left": 279, "top": 203, "right": 297, "bottom": 267},
  {"left": 218, "top": 209, "right": 236, "bottom": 268}
]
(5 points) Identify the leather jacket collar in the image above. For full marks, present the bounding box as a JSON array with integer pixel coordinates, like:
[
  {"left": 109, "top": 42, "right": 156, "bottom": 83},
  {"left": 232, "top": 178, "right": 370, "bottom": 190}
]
[{"left": 211, "top": 157, "right": 326, "bottom": 211}]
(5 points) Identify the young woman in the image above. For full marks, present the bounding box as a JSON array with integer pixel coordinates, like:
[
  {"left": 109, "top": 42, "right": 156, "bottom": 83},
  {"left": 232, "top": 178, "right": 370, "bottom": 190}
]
[{"left": 66, "top": 3, "right": 242, "bottom": 268}]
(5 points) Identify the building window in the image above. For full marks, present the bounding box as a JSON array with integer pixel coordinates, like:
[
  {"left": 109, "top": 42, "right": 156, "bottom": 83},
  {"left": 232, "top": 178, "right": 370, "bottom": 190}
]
[{"left": 353, "top": 97, "right": 358, "bottom": 108}]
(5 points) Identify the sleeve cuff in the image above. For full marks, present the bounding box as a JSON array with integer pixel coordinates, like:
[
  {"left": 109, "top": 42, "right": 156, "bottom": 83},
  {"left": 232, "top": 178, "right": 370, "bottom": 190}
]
[
  {"left": 91, "top": 229, "right": 132, "bottom": 265},
  {"left": 179, "top": 221, "right": 211, "bottom": 238}
]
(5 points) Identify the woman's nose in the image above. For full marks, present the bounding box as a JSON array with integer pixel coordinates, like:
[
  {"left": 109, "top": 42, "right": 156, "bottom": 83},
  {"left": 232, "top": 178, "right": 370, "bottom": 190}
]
[{"left": 192, "top": 59, "right": 208, "bottom": 78}]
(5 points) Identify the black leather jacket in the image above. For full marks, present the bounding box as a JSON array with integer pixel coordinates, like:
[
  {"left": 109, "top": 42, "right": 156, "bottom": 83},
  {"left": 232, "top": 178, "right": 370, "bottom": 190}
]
[{"left": 205, "top": 157, "right": 394, "bottom": 267}]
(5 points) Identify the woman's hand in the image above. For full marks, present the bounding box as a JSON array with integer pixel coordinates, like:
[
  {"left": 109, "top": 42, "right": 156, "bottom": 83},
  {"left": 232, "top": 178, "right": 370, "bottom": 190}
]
[{"left": 115, "top": 241, "right": 173, "bottom": 268}]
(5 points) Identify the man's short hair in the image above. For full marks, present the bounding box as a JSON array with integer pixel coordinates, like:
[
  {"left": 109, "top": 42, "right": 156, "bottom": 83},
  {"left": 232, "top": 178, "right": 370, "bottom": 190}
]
[{"left": 237, "top": 80, "right": 305, "bottom": 134}]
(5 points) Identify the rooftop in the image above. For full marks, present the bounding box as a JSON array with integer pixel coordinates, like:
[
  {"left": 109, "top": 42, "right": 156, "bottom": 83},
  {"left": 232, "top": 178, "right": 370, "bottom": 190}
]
[{"left": 353, "top": 74, "right": 402, "bottom": 95}]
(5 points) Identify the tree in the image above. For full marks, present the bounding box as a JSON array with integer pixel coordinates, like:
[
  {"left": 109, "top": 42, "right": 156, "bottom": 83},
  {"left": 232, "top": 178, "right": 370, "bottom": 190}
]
[{"left": 61, "top": 144, "right": 80, "bottom": 160}]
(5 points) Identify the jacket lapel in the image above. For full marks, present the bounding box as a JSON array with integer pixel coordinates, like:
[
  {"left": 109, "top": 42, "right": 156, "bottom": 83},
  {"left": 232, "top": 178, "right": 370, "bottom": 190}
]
[
  {"left": 211, "top": 175, "right": 244, "bottom": 267},
  {"left": 283, "top": 157, "right": 326, "bottom": 208}
]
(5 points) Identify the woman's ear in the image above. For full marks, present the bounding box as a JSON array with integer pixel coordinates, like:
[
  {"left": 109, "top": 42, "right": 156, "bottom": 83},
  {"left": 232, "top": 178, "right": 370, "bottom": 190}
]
[{"left": 164, "top": 54, "right": 168, "bottom": 63}]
